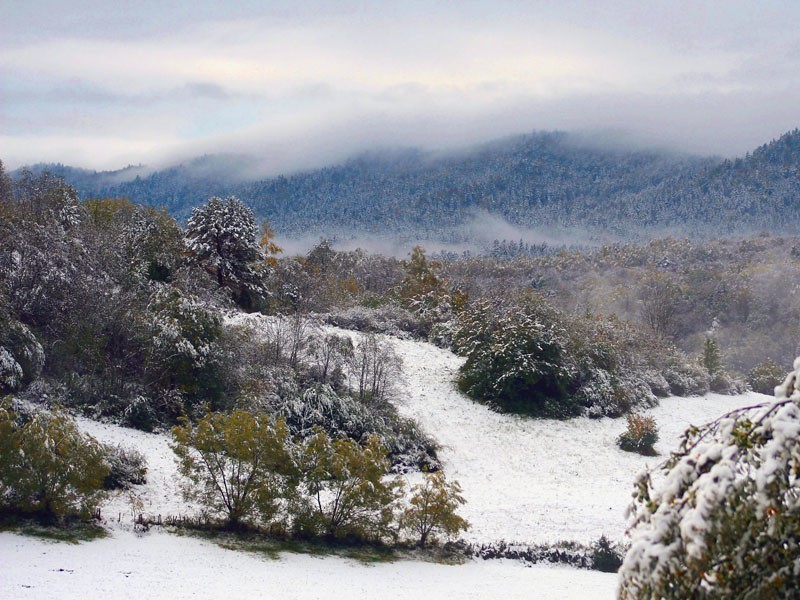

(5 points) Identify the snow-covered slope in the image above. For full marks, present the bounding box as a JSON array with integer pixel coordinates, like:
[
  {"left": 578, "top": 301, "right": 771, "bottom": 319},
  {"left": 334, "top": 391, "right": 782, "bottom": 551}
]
[
  {"left": 0, "top": 325, "right": 767, "bottom": 599},
  {"left": 388, "top": 335, "right": 766, "bottom": 545}
]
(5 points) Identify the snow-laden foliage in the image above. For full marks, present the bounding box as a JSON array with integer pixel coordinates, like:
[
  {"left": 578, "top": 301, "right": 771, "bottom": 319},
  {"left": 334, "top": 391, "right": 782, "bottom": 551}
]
[
  {"left": 0, "top": 318, "right": 44, "bottom": 392},
  {"left": 186, "top": 196, "right": 267, "bottom": 309},
  {"left": 145, "top": 288, "right": 224, "bottom": 411},
  {"left": 257, "top": 382, "right": 439, "bottom": 472},
  {"left": 619, "top": 358, "right": 800, "bottom": 598},
  {"left": 454, "top": 298, "right": 663, "bottom": 418}
]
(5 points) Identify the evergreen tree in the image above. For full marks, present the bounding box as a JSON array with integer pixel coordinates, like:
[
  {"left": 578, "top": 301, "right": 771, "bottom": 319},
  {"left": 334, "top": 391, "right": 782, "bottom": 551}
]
[{"left": 186, "top": 196, "right": 266, "bottom": 308}]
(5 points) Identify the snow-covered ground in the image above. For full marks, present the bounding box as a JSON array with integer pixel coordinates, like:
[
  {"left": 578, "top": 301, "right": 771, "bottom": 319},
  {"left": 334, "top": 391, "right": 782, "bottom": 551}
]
[
  {"left": 388, "top": 335, "right": 767, "bottom": 545},
  {"left": 0, "top": 324, "right": 768, "bottom": 599}
]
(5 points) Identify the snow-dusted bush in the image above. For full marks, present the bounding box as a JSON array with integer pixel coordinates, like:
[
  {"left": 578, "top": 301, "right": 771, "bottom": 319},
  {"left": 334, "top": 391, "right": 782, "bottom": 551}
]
[
  {"left": 102, "top": 444, "right": 147, "bottom": 490},
  {"left": 663, "top": 355, "right": 710, "bottom": 396},
  {"left": 258, "top": 383, "right": 439, "bottom": 472},
  {"left": 748, "top": 358, "right": 788, "bottom": 394},
  {"left": 0, "top": 319, "right": 44, "bottom": 393},
  {"left": 325, "top": 304, "right": 424, "bottom": 337},
  {"left": 619, "top": 358, "right": 800, "bottom": 598},
  {"left": 0, "top": 402, "right": 108, "bottom": 520},
  {"left": 616, "top": 413, "right": 659, "bottom": 455}
]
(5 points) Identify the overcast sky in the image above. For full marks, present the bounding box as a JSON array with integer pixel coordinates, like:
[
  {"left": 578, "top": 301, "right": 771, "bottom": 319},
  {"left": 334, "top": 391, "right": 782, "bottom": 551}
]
[{"left": 2, "top": 1, "right": 799, "bottom": 173}]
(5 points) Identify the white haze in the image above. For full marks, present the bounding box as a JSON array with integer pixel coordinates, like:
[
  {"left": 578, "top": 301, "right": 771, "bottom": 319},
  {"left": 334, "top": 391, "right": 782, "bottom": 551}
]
[
  {"left": 2, "top": 1, "right": 800, "bottom": 172},
  {"left": 276, "top": 209, "right": 607, "bottom": 258}
]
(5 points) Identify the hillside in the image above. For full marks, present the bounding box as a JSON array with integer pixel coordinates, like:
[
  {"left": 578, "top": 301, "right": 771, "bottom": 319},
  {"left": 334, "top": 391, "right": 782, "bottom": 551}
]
[
  {"left": 1, "top": 324, "right": 763, "bottom": 599},
  {"left": 19, "top": 129, "right": 800, "bottom": 245}
]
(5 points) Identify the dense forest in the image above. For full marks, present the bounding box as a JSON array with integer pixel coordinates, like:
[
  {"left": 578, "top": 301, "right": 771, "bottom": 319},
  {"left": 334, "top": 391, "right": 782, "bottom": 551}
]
[{"left": 23, "top": 129, "right": 800, "bottom": 245}]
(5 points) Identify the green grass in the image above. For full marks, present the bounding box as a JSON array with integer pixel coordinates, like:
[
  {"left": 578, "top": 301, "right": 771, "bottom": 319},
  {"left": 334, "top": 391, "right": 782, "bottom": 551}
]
[
  {"left": 0, "top": 514, "right": 108, "bottom": 543},
  {"left": 169, "top": 527, "right": 403, "bottom": 564}
]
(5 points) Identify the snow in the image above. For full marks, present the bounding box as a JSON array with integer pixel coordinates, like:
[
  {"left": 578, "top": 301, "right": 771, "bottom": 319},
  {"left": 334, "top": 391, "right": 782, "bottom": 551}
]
[
  {"left": 387, "top": 335, "right": 766, "bottom": 546},
  {"left": 0, "top": 529, "right": 618, "bottom": 600},
  {"left": 0, "top": 325, "right": 768, "bottom": 599}
]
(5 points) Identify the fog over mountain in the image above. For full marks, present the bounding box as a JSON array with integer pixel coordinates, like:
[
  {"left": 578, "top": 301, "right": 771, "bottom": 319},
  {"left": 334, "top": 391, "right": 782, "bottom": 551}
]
[{"left": 20, "top": 128, "right": 800, "bottom": 254}]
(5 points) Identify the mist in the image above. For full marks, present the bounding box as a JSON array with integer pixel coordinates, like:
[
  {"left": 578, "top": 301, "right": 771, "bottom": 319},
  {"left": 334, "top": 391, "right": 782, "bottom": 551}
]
[{"left": 3, "top": 2, "right": 800, "bottom": 173}]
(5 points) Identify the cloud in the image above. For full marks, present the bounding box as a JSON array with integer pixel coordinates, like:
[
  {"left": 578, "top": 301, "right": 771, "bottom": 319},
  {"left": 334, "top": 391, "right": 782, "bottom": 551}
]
[{"left": 2, "top": 2, "right": 800, "bottom": 170}]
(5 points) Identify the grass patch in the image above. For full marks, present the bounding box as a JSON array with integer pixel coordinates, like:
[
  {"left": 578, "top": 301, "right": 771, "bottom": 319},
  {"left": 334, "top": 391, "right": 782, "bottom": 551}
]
[
  {"left": 0, "top": 513, "right": 108, "bottom": 544},
  {"left": 168, "top": 527, "right": 401, "bottom": 564}
]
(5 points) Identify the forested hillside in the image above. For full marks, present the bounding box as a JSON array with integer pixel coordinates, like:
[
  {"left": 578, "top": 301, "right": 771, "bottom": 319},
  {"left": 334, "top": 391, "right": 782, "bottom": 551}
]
[{"left": 22, "top": 129, "right": 800, "bottom": 244}]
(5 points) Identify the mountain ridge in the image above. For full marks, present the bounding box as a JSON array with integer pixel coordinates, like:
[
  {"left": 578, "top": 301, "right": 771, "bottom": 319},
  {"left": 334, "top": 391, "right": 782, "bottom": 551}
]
[{"left": 11, "top": 128, "right": 800, "bottom": 245}]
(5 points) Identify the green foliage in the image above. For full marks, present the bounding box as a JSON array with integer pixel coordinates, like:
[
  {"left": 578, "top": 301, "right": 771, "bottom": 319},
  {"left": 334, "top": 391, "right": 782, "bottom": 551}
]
[
  {"left": 702, "top": 337, "right": 723, "bottom": 375},
  {"left": 748, "top": 358, "right": 787, "bottom": 394},
  {"left": 616, "top": 413, "right": 659, "bottom": 455},
  {"left": 455, "top": 298, "right": 577, "bottom": 417},
  {"left": 589, "top": 535, "right": 623, "bottom": 573},
  {"left": 0, "top": 402, "right": 108, "bottom": 520},
  {"left": 400, "top": 471, "right": 469, "bottom": 546},
  {"left": 295, "top": 430, "right": 402, "bottom": 541},
  {"left": 172, "top": 410, "right": 295, "bottom": 529},
  {"left": 145, "top": 288, "right": 224, "bottom": 410},
  {"left": 619, "top": 358, "right": 800, "bottom": 598}
]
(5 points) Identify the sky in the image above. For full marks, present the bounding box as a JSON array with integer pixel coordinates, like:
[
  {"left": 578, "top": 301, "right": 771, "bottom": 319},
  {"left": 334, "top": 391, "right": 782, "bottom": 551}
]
[{"left": 2, "top": 0, "right": 800, "bottom": 174}]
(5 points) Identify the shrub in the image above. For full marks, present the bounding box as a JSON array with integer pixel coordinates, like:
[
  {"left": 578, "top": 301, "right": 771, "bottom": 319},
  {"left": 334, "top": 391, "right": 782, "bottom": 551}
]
[
  {"left": 400, "top": 471, "right": 469, "bottom": 546},
  {"left": 172, "top": 410, "right": 295, "bottom": 529},
  {"left": 456, "top": 298, "right": 577, "bottom": 418},
  {"left": 748, "top": 358, "right": 788, "bottom": 394},
  {"left": 590, "top": 535, "right": 623, "bottom": 573},
  {"left": 663, "top": 356, "right": 710, "bottom": 396},
  {"left": 294, "top": 430, "right": 402, "bottom": 541},
  {"left": 0, "top": 402, "right": 108, "bottom": 520},
  {"left": 103, "top": 444, "right": 147, "bottom": 490},
  {"left": 616, "top": 413, "right": 659, "bottom": 455},
  {"left": 619, "top": 357, "right": 800, "bottom": 598}
]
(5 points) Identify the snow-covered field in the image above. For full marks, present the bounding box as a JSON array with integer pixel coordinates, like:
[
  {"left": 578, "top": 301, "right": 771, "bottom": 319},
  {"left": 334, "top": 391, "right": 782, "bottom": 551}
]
[{"left": 1, "top": 327, "right": 767, "bottom": 599}]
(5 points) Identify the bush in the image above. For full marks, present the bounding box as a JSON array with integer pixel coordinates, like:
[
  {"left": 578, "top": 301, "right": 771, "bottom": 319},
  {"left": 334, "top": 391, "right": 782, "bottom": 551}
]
[
  {"left": 103, "top": 444, "right": 147, "bottom": 490},
  {"left": 455, "top": 299, "right": 577, "bottom": 418},
  {"left": 172, "top": 410, "right": 295, "bottom": 529},
  {"left": 0, "top": 402, "right": 108, "bottom": 520},
  {"left": 400, "top": 471, "right": 469, "bottom": 546},
  {"left": 616, "top": 413, "right": 659, "bottom": 455},
  {"left": 663, "top": 357, "right": 710, "bottom": 396},
  {"left": 590, "top": 535, "right": 623, "bottom": 573},
  {"left": 748, "top": 358, "right": 788, "bottom": 394},
  {"left": 294, "top": 430, "right": 402, "bottom": 541},
  {"left": 619, "top": 357, "right": 800, "bottom": 598}
]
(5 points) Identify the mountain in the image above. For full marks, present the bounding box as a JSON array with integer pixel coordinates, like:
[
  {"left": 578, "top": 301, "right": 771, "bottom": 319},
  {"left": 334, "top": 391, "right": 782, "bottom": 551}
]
[{"left": 13, "top": 129, "right": 800, "bottom": 245}]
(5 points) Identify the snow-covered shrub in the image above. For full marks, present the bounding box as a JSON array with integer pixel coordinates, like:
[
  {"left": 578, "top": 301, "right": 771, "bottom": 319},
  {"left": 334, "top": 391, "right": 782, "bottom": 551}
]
[
  {"left": 616, "top": 413, "right": 659, "bottom": 455},
  {"left": 121, "top": 395, "right": 159, "bottom": 432},
  {"left": 640, "top": 369, "right": 671, "bottom": 397},
  {"left": 748, "top": 358, "right": 788, "bottom": 394},
  {"left": 258, "top": 382, "right": 439, "bottom": 472},
  {"left": 325, "top": 304, "right": 424, "bottom": 337},
  {"left": 619, "top": 357, "right": 800, "bottom": 598},
  {"left": 102, "top": 444, "right": 147, "bottom": 489},
  {"left": 663, "top": 355, "right": 710, "bottom": 396},
  {"left": 456, "top": 298, "right": 578, "bottom": 418},
  {"left": 0, "top": 319, "right": 44, "bottom": 392},
  {"left": 145, "top": 288, "right": 224, "bottom": 408}
]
